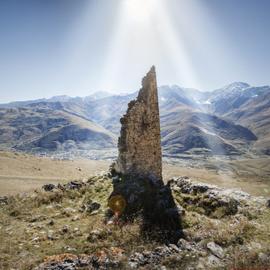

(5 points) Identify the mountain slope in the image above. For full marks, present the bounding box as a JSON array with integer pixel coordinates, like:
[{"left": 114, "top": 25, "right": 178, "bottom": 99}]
[
  {"left": 0, "top": 103, "right": 117, "bottom": 153},
  {"left": 0, "top": 82, "right": 269, "bottom": 157},
  {"left": 208, "top": 82, "right": 270, "bottom": 115},
  {"left": 224, "top": 91, "right": 270, "bottom": 154},
  {"left": 158, "top": 85, "right": 257, "bottom": 156},
  {"left": 161, "top": 110, "right": 257, "bottom": 155}
]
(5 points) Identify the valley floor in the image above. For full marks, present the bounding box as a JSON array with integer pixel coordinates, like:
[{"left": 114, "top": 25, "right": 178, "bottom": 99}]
[
  {"left": 0, "top": 151, "right": 110, "bottom": 195},
  {"left": 0, "top": 151, "right": 269, "bottom": 197}
]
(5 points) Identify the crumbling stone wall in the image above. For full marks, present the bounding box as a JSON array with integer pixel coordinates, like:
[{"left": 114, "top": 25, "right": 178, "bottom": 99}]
[{"left": 114, "top": 66, "right": 162, "bottom": 181}]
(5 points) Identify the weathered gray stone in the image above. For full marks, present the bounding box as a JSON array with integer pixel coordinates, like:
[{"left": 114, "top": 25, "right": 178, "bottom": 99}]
[
  {"left": 206, "top": 241, "right": 224, "bottom": 259},
  {"left": 177, "top": 238, "right": 194, "bottom": 251},
  {"left": 109, "top": 67, "right": 182, "bottom": 243},
  {"left": 113, "top": 66, "right": 162, "bottom": 181},
  {"left": 207, "top": 254, "right": 222, "bottom": 267}
]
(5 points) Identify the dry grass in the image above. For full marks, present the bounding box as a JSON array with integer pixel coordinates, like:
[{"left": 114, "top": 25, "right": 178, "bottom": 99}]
[
  {"left": 0, "top": 176, "right": 159, "bottom": 269},
  {"left": 163, "top": 158, "right": 270, "bottom": 197},
  {"left": 0, "top": 173, "right": 270, "bottom": 269},
  {"left": 0, "top": 151, "right": 110, "bottom": 195},
  {"left": 1, "top": 151, "right": 270, "bottom": 197}
]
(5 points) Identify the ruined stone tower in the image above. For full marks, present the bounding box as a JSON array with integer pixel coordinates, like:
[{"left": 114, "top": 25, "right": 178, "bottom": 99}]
[{"left": 114, "top": 66, "right": 162, "bottom": 181}]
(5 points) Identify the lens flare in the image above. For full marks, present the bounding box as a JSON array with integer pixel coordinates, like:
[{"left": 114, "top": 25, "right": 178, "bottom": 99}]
[{"left": 108, "top": 195, "right": 127, "bottom": 215}]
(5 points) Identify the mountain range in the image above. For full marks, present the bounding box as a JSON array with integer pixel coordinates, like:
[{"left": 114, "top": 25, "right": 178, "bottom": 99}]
[{"left": 0, "top": 82, "right": 269, "bottom": 158}]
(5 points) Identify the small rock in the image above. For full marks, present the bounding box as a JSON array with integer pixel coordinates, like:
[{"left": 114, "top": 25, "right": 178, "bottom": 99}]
[
  {"left": 88, "top": 202, "right": 101, "bottom": 212},
  {"left": 47, "top": 230, "right": 56, "bottom": 240},
  {"left": 129, "top": 252, "right": 146, "bottom": 267},
  {"left": 128, "top": 261, "right": 138, "bottom": 269},
  {"left": 62, "top": 208, "right": 76, "bottom": 216},
  {"left": 0, "top": 196, "right": 8, "bottom": 205},
  {"left": 82, "top": 201, "right": 101, "bottom": 214},
  {"left": 258, "top": 252, "right": 269, "bottom": 264},
  {"left": 42, "top": 184, "right": 56, "bottom": 192},
  {"left": 206, "top": 242, "right": 224, "bottom": 259},
  {"left": 65, "top": 181, "right": 83, "bottom": 190},
  {"left": 61, "top": 225, "right": 69, "bottom": 234},
  {"left": 31, "top": 237, "right": 40, "bottom": 242},
  {"left": 47, "top": 220, "right": 54, "bottom": 226},
  {"left": 177, "top": 239, "right": 193, "bottom": 251},
  {"left": 87, "top": 229, "right": 105, "bottom": 241},
  {"left": 207, "top": 255, "right": 221, "bottom": 267},
  {"left": 168, "top": 244, "right": 180, "bottom": 252},
  {"left": 65, "top": 246, "right": 77, "bottom": 252},
  {"left": 71, "top": 215, "right": 80, "bottom": 221},
  {"left": 133, "top": 252, "right": 144, "bottom": 262},
  {"left": 73, "top": 228, "right": 82, "bottom": 236}
]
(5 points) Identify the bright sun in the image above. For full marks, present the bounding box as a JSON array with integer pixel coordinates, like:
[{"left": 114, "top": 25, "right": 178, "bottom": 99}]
[
  {"left": 124, "top": 0, "right": 155, "bottom": 23},
  {"left": 100, "top": 0, "right": 204, "bottom": 91}
]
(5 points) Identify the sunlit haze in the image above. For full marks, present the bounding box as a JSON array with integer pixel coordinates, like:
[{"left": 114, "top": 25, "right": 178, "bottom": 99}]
[{"left": 0, "top": 0, "right": 269, "bottom": 102}]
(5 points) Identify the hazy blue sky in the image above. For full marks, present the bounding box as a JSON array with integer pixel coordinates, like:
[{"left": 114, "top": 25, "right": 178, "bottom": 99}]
[{"left": 0, "top": 0, "right": 269, "bottom": 102}]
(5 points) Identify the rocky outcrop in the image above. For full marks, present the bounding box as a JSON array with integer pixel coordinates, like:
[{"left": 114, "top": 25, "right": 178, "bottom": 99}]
[
  {"left": 33, "top": 251, "right": 123, "bottom": 270},
  {"left": 113, "top": 66, "right": 162, "bottom": 181},
  {"left": 169, "top": 176, "right": 267, "bottom": 218}
]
